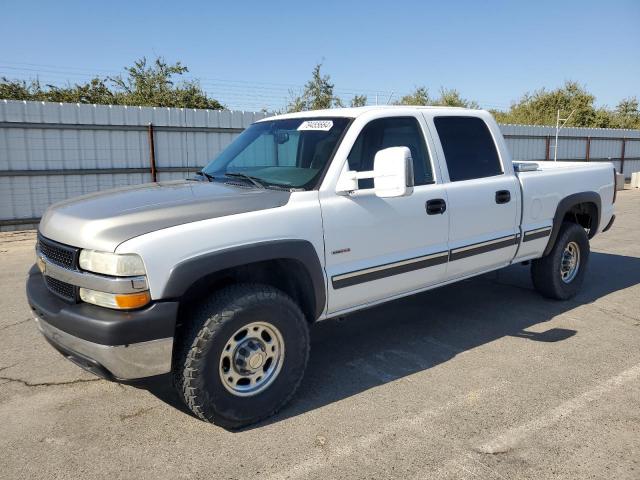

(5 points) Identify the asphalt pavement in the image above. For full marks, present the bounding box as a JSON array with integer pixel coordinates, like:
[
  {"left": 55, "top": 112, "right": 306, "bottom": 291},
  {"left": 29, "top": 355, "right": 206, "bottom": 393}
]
[{"left": 1, "top": 190, "right": 639, "bottom": 480}]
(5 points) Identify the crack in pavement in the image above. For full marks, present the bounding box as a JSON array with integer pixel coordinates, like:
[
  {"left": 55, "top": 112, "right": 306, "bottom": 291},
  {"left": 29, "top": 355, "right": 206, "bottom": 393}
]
[
  {"left": 0, "top": 317, "right": 32, "bottom": 331},
  {"left": 119, "top": 406, "right": 158, "bottom": 421},
  {"left": 0, "top": 363, "right": 19, "bottom": 373},
  {"left": 0, "top": 376, "right": 102, "bottom": 388},
  {"left": 0, "top": 363, "right": 102, "bottom": 388},
  {"left": 591, "top": 304, "right": 640, "bottom": 323}
]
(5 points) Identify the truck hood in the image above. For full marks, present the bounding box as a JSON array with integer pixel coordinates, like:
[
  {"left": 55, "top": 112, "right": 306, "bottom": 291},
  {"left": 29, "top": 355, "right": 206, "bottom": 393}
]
[{"left": 39, "top": 180, "right": 291, "bottom": 251}]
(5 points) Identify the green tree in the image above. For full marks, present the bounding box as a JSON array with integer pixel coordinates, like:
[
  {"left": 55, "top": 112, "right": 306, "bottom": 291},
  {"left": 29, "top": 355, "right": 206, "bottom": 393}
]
[
  {"left": 0, "top": 78, "right": 46, "bottom": 101},
  {"left": 350, "top": 94, "right": 367, "bottom": 107},
  {"left": 610, "top": 97, "right": 640, "bottom": 129},
  {"left": 0, "top": 56, "right": 223, "bottom": 109},
  {"left": 591, "top": 108, "right": 615, "bottom": 128},
  {"left": 396, "top": 86, "right": 479, "bottom": 108},
  {"left": 492, "top": 81, "right": 602, "bottom": 127},
  {"left": 45, "top": 78, "right": 116, "bottom": 104},
  {"left": 287, "top": 63, "right": 344, "bottom": 112},
  {"left": 108, "top": 57, "right": 222, "bottom": 109},
  {"left": 434, "top": 87, "right": 479, "bottom": 108},
  {"left": 396, "top": 86, "right": 431, "bottom": 106}
]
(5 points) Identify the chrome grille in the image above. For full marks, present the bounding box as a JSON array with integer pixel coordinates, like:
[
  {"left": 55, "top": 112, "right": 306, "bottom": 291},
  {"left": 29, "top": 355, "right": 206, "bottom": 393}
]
[
  {"left": 38, "top": 234, "right": 80, "bottom": 303},
  {"left": 38, "top": 235, "right": 78, "bottom": 270},
  {"left": 44, "top": 276, "right": 78, "bottom": 302}
]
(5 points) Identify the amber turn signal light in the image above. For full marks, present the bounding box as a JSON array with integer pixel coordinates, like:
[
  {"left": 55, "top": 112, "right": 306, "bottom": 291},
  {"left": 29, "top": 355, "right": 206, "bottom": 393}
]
[
  {"left": 114, "top": 291, "right": 151, "bottom": 309},
  {"left": 80, "top": 288, "right": 151, "bottom": 310}
]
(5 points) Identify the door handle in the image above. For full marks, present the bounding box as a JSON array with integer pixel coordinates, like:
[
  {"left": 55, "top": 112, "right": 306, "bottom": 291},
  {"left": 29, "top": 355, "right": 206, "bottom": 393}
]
[
  {"left": 426, "top": 198, "right": 447, "bottom": 215},
  {"left": 495, "top": 190, "right": 511, "bottom": 204}
]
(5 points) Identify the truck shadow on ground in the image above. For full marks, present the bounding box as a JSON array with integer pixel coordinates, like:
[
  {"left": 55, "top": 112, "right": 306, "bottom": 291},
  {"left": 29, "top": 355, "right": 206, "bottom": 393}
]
[{"left": 139, "top": 251, "right": 640, "bottom": 427}]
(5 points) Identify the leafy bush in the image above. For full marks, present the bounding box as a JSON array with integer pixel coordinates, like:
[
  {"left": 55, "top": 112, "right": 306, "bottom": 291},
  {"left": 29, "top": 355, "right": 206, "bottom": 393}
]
[{"left": 0, "top": 57, "right": 223, "bottom": 110}]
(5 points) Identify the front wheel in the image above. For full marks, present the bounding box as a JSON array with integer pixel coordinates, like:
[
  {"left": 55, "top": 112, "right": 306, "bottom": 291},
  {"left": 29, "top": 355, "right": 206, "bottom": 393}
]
[
  {"left": 531, "top": 222, "right": 590, "bottom": 300},
  {"left": 173, "top": 284, "right": 310, "bottom": 428}
]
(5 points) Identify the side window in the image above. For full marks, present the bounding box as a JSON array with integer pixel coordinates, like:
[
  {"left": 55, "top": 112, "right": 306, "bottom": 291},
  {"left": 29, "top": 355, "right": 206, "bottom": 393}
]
[
  {"left": 433, "top": 116, "right": 502, "bottom": 182},
  {"left": 347, "top": 117, "right": 433, "bottom": 189}
]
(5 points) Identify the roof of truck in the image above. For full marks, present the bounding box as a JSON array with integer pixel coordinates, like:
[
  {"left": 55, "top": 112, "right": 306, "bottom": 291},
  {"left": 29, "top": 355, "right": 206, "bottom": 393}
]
[{"left": 260, "top": 105, "right": 487, "bottom": 122}]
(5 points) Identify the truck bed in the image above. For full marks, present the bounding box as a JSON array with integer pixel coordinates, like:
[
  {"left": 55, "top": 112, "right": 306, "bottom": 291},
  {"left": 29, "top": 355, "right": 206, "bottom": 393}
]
[{"left": 514, "top": 160, "right": 615, "bottom": 262}]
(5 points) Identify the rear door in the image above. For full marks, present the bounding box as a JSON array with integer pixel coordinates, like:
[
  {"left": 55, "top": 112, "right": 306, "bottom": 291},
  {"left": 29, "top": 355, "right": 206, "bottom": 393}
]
[{"left": 430, "top": 115, "right": 519, "bottom": 279}]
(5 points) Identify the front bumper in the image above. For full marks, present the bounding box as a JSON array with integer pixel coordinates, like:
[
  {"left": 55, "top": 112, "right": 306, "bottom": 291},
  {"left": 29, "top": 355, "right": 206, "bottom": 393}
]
[
  {"left": 27, "top": 266, "right": 178, "bottom": 380},
  {"left": 34, "top": 315, "right": 174, "bottom": 380}
]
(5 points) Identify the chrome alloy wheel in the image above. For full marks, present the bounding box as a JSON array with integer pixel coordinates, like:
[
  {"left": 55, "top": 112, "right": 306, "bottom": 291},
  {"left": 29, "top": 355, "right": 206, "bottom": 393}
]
[
  {"left": 219, "top": 321, "right": 285, "bottom": 397},
  {"left": 560, "top": 241, "right": 581, "bottom": 283}
]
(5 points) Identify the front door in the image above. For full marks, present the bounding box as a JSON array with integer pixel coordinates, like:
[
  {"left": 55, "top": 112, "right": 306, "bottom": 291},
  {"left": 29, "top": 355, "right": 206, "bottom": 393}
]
[{"left": 321, "top": 115, "right": 450, "bottom": 314}]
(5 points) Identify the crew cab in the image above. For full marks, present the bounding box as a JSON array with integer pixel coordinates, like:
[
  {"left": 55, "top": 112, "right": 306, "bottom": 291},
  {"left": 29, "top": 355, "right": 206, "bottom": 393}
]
[{"left": 26, "top": 106, "right": 616, "bottom": 428}]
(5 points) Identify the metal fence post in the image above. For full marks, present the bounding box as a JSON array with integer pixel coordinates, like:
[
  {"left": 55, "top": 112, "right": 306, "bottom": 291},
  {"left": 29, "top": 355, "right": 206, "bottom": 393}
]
[
  {"left": 618, "top": 138, "right": 626, "bottom": 174},
  {"left": 585, "top": 136, "right": 591, "bottom": 162},
  {"left": 545, "top": 136, "right": 550, "bottom": 161},
  {"left": 147, "top": 123, "right": 157, "bottom": 182},
  {"left": 619, "top": 138, "right": 626, "bottom": 174}
]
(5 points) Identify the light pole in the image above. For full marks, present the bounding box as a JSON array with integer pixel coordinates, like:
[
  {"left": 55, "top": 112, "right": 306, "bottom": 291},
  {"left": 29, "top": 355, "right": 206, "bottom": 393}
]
[{"left": 553, "top": 108, "right": 576, "bottom": 162}]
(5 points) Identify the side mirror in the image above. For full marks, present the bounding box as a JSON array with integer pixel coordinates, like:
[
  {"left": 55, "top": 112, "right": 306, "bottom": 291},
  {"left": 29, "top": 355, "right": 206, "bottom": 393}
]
[{"left": 373, "top": 147, "right": 414, "bottom": 198}]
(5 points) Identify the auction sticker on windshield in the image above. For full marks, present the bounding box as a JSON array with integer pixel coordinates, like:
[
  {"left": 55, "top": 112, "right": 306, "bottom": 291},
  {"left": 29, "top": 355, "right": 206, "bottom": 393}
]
[{"left": 297, "top": 120, "right": 333, "bottom": 131}]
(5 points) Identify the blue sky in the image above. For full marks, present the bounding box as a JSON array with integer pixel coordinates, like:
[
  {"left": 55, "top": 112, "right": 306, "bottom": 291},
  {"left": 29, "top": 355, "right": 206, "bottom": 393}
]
[{"left": 1, "top": 0, "right": 638, "bottom": 112}]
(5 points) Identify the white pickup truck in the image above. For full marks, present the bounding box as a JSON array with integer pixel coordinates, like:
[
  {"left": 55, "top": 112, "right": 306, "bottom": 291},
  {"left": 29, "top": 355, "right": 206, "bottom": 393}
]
[{"left": 27, "top": 106, "right": 616, "bottom": 428}]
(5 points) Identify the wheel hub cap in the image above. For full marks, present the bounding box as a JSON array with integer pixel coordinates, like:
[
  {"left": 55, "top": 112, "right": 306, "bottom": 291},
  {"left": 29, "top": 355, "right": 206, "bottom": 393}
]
[
  {"left": 248, "top": 352, "right": 264, "bottom": 370},
  {"left": 219, "top": 321, "right": 285, "bottom": 397},
  {"left": 233, "top": 339, "right": 265, "bottom": 373},
  {"left": 560, "top": 241, "right": 581, "bottom": 283}
]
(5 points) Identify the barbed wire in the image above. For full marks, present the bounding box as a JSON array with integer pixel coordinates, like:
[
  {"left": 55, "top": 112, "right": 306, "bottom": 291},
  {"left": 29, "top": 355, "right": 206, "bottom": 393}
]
[{"left": 0, "top": 60, "right": 512, "bottom": 112}]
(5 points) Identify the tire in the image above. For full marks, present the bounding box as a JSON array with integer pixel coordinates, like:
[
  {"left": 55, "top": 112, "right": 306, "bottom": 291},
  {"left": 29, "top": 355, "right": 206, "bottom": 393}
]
[
  {"left": 531, "top": 222, "right": 590, "bottom": 300},
  {"left": 173, "top": 284, "right": 310, "bottom": 429}
]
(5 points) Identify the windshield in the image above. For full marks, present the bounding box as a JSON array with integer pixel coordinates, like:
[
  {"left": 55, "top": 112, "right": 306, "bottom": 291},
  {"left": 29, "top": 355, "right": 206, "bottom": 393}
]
[{"left": 202, "top": 117, "right": 351, "bottom": 190}]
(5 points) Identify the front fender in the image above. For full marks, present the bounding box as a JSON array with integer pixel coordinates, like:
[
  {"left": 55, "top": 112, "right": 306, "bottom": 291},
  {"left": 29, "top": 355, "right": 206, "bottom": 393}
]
[{"left": 161, "top": 240, "right": 326, "bottom": 319}]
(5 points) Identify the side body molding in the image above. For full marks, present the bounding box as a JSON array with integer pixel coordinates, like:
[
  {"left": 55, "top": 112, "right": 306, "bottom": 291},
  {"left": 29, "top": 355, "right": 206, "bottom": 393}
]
[
  {"left": 161, "top": 240, "right": 326, "bottom": 320},
  {"left": 543, "top": 191, "right": 601, "bottom": 256}
]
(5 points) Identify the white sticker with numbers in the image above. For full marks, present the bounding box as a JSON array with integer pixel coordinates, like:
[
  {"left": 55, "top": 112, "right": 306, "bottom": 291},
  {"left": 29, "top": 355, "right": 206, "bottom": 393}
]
[{"left": 297, "top": 120, "right": 333, "bottom": 131}]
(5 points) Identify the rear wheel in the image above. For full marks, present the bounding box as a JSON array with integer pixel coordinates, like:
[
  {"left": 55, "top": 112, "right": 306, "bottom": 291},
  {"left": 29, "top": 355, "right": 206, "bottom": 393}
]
[
  {"left": 531, "top": 222, "right": 590, "bottom": 300},
  {"left": 173, "top": 284, "right": 310, "bottom": 428}
]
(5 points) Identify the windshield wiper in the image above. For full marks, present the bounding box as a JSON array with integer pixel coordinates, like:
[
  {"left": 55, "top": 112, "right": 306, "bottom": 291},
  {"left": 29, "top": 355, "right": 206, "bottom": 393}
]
[
  {"left": 197, "top": 170, "right": 215, "bottom": 182},
  {"left": 224, "top": 172, "right": 266, "bottom": 189}
]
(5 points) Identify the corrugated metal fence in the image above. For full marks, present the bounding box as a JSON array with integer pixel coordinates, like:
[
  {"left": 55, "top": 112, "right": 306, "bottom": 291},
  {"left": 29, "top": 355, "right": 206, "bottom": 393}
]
[
  {"left": 0, "top": 100, "right": 267, "bottom": 229},
  {"left": 1, "top": 100, "right": 639, "bottom": 230},
  {"left": 500, "top": 123, "right": 640, "bottom": 177}
]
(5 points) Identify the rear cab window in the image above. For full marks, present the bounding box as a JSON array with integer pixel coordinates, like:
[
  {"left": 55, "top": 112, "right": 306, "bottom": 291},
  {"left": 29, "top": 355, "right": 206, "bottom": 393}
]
[{"left": 433, "top": 116, "right": 502, "bottom": 182}]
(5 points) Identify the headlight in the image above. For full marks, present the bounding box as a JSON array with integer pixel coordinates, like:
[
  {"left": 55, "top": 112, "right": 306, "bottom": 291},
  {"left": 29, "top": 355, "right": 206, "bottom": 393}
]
[
  {"left": 80, "top": 288, "right": 151, "bottom": 310},
  {"left": 79, "top": 250, "right": 146, "bottom": 276}
]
